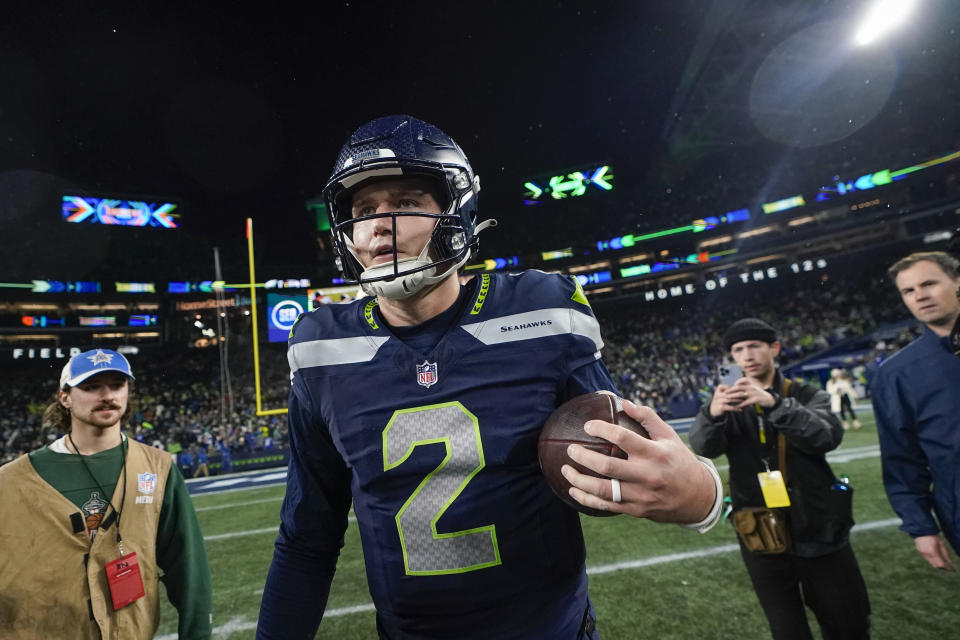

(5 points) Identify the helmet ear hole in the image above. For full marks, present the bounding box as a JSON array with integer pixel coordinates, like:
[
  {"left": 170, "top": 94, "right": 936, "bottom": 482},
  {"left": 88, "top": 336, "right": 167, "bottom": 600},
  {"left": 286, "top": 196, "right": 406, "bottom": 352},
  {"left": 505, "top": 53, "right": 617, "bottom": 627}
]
[
  {"left": 452, "top": 171, "right": 470, "bottom": 191},
  {"left": 448, "top": 231, "right": 466, "bottom": 251}
]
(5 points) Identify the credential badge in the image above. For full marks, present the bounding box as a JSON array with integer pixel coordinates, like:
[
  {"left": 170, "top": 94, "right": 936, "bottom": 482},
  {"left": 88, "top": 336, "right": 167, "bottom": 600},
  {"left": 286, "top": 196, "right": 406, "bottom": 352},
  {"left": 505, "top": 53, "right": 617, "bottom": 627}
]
[{"left": 416, "top": 360, "right": 439, "bottom": 388}]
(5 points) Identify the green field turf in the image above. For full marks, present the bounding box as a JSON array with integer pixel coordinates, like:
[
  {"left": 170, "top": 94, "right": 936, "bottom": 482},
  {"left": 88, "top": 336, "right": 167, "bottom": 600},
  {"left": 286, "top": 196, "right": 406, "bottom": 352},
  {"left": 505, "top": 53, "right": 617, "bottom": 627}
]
[{"left": 156, "top": 413, "right": 959, "bottom": 639}]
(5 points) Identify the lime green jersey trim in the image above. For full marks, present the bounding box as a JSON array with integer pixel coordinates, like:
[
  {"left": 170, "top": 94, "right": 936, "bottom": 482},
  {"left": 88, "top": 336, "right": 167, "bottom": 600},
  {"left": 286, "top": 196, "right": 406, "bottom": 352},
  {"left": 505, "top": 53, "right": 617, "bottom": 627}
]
[
  {"left": 570, "top": 276, "right": 591, "bottom": 307},
  {"left": 470, "top": 274, "right": 491, "bottom": 315},
  {"left": 364, "top": 299, "right": 380, "bottom": 330}
]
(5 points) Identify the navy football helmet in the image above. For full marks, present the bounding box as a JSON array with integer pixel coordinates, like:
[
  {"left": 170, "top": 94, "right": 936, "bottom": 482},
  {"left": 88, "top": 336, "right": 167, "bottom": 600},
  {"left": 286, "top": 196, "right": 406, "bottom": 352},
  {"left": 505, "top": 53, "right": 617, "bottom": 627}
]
[{"left": 322, "top": 115, "right": 494, "bottom": 299}]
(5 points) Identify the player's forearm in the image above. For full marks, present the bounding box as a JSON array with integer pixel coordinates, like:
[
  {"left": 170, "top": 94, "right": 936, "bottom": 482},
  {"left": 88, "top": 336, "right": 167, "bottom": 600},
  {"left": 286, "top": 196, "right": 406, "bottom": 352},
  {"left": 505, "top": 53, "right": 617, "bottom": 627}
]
[{"left": 680, "top": 456, "right": 724, "bottom": 533}]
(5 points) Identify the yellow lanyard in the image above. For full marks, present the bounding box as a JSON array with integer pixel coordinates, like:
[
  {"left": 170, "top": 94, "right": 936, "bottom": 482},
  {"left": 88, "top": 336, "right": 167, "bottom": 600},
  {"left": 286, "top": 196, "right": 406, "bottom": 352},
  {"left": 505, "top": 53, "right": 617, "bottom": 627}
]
[{"left": 756, "top": 404, "right": 766, "bottom": 444}]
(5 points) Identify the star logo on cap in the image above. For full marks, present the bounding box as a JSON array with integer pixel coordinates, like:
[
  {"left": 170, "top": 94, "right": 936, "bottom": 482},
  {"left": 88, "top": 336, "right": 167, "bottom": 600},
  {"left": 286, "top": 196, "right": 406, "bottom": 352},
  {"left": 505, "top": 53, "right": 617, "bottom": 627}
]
[{"left": 87, "top": 349, "right": 114, "bottom": 367}]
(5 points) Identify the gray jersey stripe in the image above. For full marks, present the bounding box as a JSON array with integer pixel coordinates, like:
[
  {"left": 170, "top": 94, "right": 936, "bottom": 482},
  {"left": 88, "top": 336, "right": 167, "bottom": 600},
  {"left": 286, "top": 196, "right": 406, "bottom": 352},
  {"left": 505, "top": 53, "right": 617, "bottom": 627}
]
[
  {"left": 460, "top": 307, "right": 603, "bottom": 351},
  {"left": 288, "top": 336, "right": 391, "bottom": 374}
]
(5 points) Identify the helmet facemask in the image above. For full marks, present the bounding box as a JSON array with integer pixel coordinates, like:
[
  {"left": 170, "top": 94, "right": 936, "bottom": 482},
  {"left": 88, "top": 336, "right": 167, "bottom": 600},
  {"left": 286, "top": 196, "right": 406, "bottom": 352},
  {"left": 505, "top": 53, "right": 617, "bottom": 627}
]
[
  {"left": 328, "top": 167, "right": 480, "bottom": 300},
  {"left": 337, "top": 211, "right": 471, "bottom": 300},
  {"left": 322, "top": 115, "right": 491, "bottom": 300}
]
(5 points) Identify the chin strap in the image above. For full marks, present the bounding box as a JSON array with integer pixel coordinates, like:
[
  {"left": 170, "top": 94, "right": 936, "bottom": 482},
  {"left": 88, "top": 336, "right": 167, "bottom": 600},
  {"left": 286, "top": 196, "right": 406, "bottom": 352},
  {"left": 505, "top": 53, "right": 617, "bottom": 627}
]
[
  {"left": 359, "top": 218, "right": 499, "bottom": 300},
  {"left": 474, "top": 218, "right": 497, "bottom": 235}
]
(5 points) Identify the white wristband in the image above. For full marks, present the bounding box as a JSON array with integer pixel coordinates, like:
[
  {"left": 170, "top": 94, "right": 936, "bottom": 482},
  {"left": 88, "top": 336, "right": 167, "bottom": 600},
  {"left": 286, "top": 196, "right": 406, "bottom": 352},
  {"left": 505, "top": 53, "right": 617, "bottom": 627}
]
[{"left": 680, "top": 456, "right": 724, "bottom": 534}]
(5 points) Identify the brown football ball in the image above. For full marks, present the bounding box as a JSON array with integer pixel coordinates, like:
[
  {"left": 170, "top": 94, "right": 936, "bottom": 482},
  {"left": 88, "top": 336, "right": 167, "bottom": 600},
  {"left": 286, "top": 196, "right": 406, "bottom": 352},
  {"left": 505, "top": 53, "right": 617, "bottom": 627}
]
[{"left": 538, "top": 391, "right": 650, "bottom": 517}]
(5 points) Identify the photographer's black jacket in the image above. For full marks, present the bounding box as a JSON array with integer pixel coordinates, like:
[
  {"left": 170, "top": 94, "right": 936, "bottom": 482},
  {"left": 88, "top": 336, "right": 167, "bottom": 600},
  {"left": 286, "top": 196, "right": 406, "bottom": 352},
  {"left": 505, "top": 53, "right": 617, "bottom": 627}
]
[{"left": 690, "top": 370, "right": 848, "bottom": 557}]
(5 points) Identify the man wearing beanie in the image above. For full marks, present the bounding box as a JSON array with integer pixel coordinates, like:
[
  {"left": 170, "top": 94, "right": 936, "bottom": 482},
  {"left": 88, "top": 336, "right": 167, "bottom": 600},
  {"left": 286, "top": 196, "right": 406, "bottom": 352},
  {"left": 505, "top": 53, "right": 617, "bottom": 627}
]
[{"left": 689, "top": 319, "right": 871, "bottom": 640}]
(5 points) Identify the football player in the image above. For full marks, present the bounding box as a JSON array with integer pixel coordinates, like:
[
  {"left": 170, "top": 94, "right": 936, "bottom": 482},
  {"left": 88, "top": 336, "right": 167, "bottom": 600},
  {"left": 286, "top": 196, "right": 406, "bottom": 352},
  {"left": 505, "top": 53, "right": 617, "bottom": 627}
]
[{"left": 257, "top": 115, "right": 722, "bottom": 639}]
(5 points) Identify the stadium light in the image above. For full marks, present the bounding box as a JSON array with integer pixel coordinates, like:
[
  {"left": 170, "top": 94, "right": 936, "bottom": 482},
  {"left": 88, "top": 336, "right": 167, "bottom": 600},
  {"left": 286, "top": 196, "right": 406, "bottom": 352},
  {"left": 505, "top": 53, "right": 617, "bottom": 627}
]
[{"left": 854, "top": 0, "right": 917, "bottom": 45}]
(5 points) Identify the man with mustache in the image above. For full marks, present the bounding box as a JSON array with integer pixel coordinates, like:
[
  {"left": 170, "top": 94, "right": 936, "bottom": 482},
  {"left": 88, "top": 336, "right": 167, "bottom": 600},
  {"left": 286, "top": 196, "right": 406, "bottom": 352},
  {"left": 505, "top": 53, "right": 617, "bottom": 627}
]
[
  {"left": 872, "top": 251, "right": 960, "bottom": 570},
  {"left": 0, "top": 348, "right": 212, "bottom": 639}
]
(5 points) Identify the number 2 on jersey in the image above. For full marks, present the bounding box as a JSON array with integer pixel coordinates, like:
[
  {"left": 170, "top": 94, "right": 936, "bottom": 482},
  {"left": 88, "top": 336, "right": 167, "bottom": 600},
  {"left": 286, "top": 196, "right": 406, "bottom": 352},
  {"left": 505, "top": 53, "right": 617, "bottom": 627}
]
[{"left": 383, "top": 402, "right": 502, "bottom": 575}]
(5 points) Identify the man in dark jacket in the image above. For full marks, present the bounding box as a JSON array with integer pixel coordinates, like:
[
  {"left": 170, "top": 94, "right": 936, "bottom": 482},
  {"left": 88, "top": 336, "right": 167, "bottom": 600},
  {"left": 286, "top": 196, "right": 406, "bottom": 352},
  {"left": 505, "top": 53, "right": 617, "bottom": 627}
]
[
  {"left": 872, "top": 251, "right": 960, "bottom": 571},
  {"left": 690, "top": 318, "right": 870, "bottom": 640}
]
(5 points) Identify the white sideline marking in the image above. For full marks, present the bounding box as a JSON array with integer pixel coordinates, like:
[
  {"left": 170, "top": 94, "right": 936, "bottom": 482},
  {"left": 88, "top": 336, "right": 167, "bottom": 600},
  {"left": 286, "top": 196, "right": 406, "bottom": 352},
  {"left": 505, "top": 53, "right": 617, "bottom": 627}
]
[
  {"left": 177, "top": 446, "right": 893, "bottom": 636},
  {"left": 203, "top": 516, "right": 902, "bottom": 640},
  {"left": 203, "top": 516, "right": 357, "bottom": 541},
  {"left": 715, "top": 445, "right": 880, "bottom": 473},
  {"left": 191, "top": 482, "right": 288, "bottom": 498},
  {"left": 205, "top": 526, "right": 278, "bottom": 541},
  {"left": 828, "top": 445, "right": 881, "bottom": 463},
  {"left": 212, "top": 616, "right": 249, "bottom": 639},
  {"left": 587, "top": 544, "right": 740, "bottom": 574},
  {"left": 251, "top": 471, "right": 288, "bottom": 483},
  {"left": 325, "top": 603, "right": 377, "bottom": 617},
  {"left": 196, "top": 497, "right": 282, "bottom": 512},
  {"left": 196, "top": 478, "right": 251, "bottom": 490},
  {"left": 155, "top": 604, "right": 378, "bottom": 639},
  {"left": 586, "top": 517, "right": 901, "bottom": 576},
  {"left": 848, "top": 517, "right": 901, "bottom": 531},
  {"left": 829, "top": 444, "right": 881, "bottom": 456}
]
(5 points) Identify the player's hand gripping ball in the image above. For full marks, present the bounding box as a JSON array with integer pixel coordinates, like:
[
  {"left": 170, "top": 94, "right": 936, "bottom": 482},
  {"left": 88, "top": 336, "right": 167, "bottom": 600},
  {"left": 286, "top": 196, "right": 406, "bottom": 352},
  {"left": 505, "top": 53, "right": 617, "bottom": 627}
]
[{"left": 538, "top": 391, "right": 650, "bottom": 517}]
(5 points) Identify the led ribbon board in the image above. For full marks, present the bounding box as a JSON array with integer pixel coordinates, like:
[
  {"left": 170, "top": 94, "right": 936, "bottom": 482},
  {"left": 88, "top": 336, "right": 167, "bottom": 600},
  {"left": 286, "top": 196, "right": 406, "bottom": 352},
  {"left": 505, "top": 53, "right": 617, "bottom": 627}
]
[
  {"left": 166, "top": 281, "right": 237, "bottom": 293},
  {"left": 2, "top": 280, "right": 103, "bottom": 293},
  {"left": 574, "top": 271, "right": 612, "bottom": 286},
  {"left": 464, "top": 256, "right": 520, "bottom": 271},
  {"left": 619, "top": 249, "right": 739, "bottom": 279},
  {"left": 21, "top": 316, "right": 65, "bottom": 327},
  {"left": 541, "top": 248, "right": 574, "bottom": 261},
  {"left": 523, "top": 165, "right": 613, "bottom": 205},
  {"left": 762, "top": 196, "right": 806, "bottom": 214},
  {"left": 129, "top": 315, "right": 157, "bottom": 327},
  {"left": 264, "top": 278, "right": 312, "bottom": 289},
  {"left": 115, "top": 282, "right": 156, "bottom": 293},
  {"left": 597, "top": 209, "right": 750, "bottom": 252},
  {"left": 633, "top": 258, "right": 829, "bottom": 303},
  {"left": 62, "top": 196, "right": 179, "bottom": 228},
  {"left": 816, "top": 149, "right": 960, "bottom": 202}
]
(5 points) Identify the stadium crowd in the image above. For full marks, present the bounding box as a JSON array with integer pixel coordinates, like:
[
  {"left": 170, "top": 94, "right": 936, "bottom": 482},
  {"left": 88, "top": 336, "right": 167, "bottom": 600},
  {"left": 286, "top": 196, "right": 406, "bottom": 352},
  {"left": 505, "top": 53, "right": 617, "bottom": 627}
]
[
  {"left": 0, "top": 258, "right": 922, "bottom": 468},
  {"left": 0, "top": 347, "right": 291, "bottom": 470},
  {"left": 592, "top": 262, "right": 918, "bottom": 417}
]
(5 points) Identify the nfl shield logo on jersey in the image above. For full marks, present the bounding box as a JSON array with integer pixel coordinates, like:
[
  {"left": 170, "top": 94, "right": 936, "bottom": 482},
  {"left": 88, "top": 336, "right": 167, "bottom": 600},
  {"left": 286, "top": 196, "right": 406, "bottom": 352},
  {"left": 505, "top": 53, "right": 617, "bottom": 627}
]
[
  {"left": 138, "top": 472, "right": 157, "bottom": 494},
  {"left": 416, "top": 360, "right": 439, "bottom": 388}
]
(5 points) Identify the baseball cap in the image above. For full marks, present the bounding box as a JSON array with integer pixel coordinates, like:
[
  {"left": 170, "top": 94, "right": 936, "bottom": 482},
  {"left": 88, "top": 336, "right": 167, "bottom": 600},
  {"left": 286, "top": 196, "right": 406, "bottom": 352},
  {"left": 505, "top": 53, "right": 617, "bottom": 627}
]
[{"left": 60, "top": 348, "right": 135, "bottom": 389}]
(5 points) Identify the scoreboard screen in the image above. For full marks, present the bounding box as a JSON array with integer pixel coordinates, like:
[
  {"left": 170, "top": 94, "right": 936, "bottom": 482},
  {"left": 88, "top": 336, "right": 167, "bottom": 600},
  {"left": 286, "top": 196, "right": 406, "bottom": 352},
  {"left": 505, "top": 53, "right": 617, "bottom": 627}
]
[{"left": 62, "top": 195, "right": 179, "bottom": 228}]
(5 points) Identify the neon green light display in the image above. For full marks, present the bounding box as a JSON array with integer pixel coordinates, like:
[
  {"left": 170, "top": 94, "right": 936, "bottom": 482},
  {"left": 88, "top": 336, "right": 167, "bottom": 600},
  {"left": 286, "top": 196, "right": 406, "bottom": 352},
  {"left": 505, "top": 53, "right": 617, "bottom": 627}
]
[{"left": 524, "top": 165, "right": 613, "bottom": 204}]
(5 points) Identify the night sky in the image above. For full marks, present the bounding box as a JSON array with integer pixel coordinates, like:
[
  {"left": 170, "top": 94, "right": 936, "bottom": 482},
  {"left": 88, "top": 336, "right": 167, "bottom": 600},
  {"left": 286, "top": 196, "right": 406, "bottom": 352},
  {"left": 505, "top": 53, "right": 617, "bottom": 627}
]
[{"left": 1, "top": 1, "right": 957, "bottom": 282}]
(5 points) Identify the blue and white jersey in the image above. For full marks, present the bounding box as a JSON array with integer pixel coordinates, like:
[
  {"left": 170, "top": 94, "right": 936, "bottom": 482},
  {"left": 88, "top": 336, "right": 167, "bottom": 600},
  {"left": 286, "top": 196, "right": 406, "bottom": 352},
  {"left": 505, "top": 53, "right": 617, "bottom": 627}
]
[{"left": 261, "top": 271, "right": 616, "bottom": 640}]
